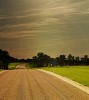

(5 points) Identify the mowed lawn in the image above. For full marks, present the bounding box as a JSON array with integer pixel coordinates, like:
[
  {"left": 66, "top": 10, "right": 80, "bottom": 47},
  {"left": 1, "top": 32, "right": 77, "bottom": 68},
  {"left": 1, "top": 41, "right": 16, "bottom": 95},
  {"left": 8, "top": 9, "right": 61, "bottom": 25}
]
[{"left": 41, "top": 66, "right": 89, "bottom": 87}]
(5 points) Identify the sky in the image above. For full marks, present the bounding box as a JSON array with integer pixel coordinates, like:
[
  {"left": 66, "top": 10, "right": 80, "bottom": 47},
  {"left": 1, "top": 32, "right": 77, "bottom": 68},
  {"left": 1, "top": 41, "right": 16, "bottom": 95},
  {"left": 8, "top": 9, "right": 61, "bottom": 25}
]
[{"left": 0, "top": 0, "right": 89, "bottom": 58}]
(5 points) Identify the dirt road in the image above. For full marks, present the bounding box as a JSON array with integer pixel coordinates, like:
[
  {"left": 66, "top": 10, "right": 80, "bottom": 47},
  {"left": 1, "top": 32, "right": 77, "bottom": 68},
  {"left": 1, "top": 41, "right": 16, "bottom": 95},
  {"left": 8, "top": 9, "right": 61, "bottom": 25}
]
[{"left": 0, "top": 65, "right": 89, "bottom": 100}]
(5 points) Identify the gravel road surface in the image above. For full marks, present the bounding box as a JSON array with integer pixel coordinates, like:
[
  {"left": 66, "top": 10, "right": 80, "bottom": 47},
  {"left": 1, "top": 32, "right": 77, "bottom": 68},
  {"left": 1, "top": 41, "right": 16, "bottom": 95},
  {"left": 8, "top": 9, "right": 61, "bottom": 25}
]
[{"left": 0, "top": 65, "right": 89, "bottom": 100}]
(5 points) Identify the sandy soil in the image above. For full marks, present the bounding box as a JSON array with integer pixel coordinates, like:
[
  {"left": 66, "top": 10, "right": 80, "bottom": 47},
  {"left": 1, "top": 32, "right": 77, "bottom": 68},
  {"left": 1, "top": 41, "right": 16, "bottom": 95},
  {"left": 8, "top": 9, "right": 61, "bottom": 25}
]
[{"left": 0, "top": 65, "right": 89, "bottom": 100}]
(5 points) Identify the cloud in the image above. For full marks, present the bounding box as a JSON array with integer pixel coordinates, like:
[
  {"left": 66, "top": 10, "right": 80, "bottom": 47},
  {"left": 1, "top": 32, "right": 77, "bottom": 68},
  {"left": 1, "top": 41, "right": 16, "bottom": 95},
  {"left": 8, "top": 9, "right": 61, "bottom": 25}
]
[{"left": 0, "top": 0, "right": 89, "bottom": 58}]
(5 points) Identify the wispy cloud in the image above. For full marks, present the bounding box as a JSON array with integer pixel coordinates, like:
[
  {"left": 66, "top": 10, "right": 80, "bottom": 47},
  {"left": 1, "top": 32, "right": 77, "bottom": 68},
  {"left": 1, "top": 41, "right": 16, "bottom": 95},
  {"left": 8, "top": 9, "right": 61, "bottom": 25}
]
[{"left": 0, "top": 0, "right": 89, "bottom": 58}]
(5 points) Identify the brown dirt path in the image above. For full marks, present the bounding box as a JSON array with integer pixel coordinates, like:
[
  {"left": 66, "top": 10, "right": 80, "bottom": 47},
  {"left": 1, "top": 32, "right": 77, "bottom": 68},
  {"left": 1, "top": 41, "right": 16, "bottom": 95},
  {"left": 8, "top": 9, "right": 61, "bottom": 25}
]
[{"left": 0, "top": 66, "right": 89, "bottom": 100}]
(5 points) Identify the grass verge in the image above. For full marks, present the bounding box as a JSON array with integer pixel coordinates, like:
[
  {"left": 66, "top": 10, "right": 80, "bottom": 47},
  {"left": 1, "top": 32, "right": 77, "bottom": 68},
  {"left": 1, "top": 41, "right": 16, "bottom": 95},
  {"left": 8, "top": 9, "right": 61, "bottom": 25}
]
[
  {"left": 0, "top": 69, "right": 3, "bottom": 71},
  {"left": 8, "top": 63, "right": 19, "bottom": 70},
  {"left": 41, "top": 66, "right": 89, "bottom": 87},
  {"left": 25, "top": 63, "right": 34, "bottom": 69}
]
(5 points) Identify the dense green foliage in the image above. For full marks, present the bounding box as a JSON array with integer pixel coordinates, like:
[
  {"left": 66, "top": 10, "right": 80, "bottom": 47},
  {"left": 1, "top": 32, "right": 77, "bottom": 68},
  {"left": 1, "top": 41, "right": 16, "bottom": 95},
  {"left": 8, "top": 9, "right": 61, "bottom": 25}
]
[{"left": 42, "top": 66, "right": 89, "bottom": 86}]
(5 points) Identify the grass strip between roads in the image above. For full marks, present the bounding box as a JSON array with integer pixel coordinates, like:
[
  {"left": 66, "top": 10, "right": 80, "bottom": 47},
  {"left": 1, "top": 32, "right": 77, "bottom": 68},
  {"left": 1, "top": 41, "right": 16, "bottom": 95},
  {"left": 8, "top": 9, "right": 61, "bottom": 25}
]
[{"left": 41, "top": 66, "right": 89, "bottom": 87}]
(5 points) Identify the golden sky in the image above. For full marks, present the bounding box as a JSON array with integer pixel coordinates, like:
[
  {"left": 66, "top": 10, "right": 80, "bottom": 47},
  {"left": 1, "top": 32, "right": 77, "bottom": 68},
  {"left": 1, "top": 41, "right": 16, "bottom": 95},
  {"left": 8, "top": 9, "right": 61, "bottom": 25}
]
[{"left": 0, "top": 0, "right": 89, "bottom": 58}]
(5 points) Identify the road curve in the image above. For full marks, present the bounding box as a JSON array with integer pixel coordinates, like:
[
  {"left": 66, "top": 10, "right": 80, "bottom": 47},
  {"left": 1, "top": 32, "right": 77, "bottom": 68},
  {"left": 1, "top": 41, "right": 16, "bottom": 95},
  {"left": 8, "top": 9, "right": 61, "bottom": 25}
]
[{"left": 0, "top": 66, "right": 89, "bottom": 100}]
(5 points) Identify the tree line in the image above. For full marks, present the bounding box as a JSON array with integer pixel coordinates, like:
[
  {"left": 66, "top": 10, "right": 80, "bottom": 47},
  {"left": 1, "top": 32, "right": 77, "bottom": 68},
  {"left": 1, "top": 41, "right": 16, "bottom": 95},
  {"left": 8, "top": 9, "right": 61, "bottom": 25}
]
[
  {"left": 0, "top": 49, "right": 89, "bottom": 69},
  {"left": 0, "top": 49, "right": 18, "bottom": 69},
  {"left": 29, "top": 52, "right": 89, "bottom": 67}
]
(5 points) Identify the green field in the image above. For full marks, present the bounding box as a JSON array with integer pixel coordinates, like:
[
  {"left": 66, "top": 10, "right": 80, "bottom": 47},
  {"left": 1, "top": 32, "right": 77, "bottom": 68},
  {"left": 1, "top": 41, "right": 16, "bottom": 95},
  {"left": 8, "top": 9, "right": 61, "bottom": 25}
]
[
  {"left": 8, "top": 63, "right": 19, "bottom": 70},
  {"left": 41, "top": 66, "right": 89, "bottom": 87}
]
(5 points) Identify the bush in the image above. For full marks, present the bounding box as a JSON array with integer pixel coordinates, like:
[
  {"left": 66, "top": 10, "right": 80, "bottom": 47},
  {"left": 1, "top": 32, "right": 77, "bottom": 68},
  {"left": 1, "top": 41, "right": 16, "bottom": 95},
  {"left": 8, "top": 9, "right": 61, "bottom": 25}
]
[{"left": 0, "top": 61, "right": 3, "bottom": 69}]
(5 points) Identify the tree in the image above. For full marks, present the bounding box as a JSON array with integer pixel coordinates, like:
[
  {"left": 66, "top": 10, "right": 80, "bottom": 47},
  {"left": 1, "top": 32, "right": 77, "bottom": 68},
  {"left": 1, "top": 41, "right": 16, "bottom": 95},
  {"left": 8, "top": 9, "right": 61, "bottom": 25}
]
[
  {"left": 58, "top": 55, "right": 66, "bottom": 66},
  {"left": 83, "top": 55, "right": 89, "bottom": 65},
  {"left": 0, "top": 61, "right": 3, "bottom": 69},
  {"left": 0, "top": 49, "right": 10, "bottom": 69},
  {"left": 50, "top": 58, "right": 57, "bottom": 67},
  {"left": 32, "top": 52, "right": 51, "bottom": 67},
  {"left": 75, "top": 56, "right": 80, "bottom": 65},
  {"left": 32, "top": 56, "right": 38, "bottom": 67},
  {"left": 67, "top": 54, "right": 75, "bottom": 66}
]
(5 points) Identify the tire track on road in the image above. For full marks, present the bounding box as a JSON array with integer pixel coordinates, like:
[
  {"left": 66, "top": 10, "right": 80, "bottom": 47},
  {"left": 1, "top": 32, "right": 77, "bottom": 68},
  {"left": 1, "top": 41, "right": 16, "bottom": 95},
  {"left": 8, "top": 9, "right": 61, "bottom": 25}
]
[
  {"left": 30, "top": 71, "right": 50, "bottom": 100},
  {"left": 29, "top": 70, "right": 68, "bottom": 100},
  {"left": 26, "top": 70, "right": 49, "bottom": 100},
  {"left": 25, "top": 70, "right": 34, "bottom": 100}
]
